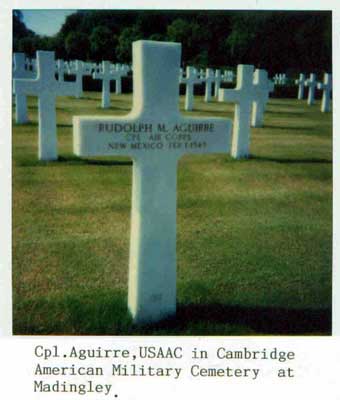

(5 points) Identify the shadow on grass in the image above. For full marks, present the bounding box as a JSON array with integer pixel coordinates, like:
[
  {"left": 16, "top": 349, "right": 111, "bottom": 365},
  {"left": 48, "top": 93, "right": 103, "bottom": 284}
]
[
  {"left": 262, "top": 124, "right": 314, "bottom": 131},
  {"left": 265, "top": 110, "right": 304, "bottom": 117},
  {"left": 249, "top": 155, "right": 332, "bottom": 164},
  {"left": 16, "top": 154, "right": 132, "bottom": 167},
  {"left": 13, "top": 290, "right": 331, "bottom": 335},
  {"left": 57, "top": 123, "right": 73, "bottom": 128}
]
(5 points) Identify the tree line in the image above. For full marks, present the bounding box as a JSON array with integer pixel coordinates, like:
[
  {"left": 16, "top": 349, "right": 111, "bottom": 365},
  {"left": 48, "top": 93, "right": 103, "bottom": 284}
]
[{"left": 13, "top": 10, "right": 332, "bottom": 75}]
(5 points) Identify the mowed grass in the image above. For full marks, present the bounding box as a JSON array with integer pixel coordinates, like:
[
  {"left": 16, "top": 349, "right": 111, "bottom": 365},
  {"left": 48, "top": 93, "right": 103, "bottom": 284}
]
[{"left": 12, "top": 91, "right": 332, "bottom": 335}]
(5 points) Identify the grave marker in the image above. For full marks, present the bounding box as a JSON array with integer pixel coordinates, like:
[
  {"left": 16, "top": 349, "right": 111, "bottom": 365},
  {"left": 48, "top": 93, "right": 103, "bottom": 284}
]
[
  {"left": 204, "top": 68, "right": 215, "bottom": 102},
  {"left": 218, "top": 64, "right": 259, "bottom": 158},
  {"left": 13, "top": 52, "right": 35, "bottom": 124},
  {"left": 305, "top": 73, "right": 317, "bottom": 105},
  {"left": 251, "top": 69, "right": 274, "bottom": 128},
  {"left": 56, "top": 59, "right": 66, "bottom": 82},
  {"left": 180, "top": 66, "right": 201, "bottom": 111},
  {"left": 295, "top": 73, "right": 306, "bottom": 100},
  {"left": 73, "top": 40, "right": 231, "bottom": 324},
  {"left": 317, "top": 73, "right": 332, "bottom": 112},
  {"left": 214, "top": 69, "right": 222, "bottom": 98},
  {"left": 14, "top": 51, "right": 78, "bottom": 160},
  {"left": 68, "top": 60, "right": 92, "bottom": 98},
  {"left": 111, "top": 64, "right": 128, "bottom": 94},
  {"left": 93, "top": 60, "right": 115, "bottom": 108}
]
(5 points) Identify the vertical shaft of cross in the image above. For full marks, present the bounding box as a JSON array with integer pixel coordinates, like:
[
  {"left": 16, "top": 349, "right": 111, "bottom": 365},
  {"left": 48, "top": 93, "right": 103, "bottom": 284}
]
[
  {"left": 306, "top": 73, "right": 316, "bottom": 105},
  {"left": 319, "top": 73, "right": 332, "bottom": 112},
  {"left": 38, "top": 93, "right": 57, "bottom": 160},
  {"left": 232, "top": 103, "right": 251, "bottom": 158},
  {"left": 102, "top": 61, "right": 111, "bottom": 108},
  {"left": 132, "top": 41, "right": 180, "bottom": 117},
  {"left": 128, "top": 155, "right": 178, "bottom": 323},
  {"left": 15, "top": 94, "right": 28, "bottom": 124}
]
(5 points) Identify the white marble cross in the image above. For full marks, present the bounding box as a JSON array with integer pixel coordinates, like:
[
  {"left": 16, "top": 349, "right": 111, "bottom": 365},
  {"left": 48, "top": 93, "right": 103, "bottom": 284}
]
[
  {"left": 180, "top": 66, "right": 201, "bottom": 111},
  {"left": 305, "top": 73, "right": 317, "bottom": 105},
  {"left": 204, "top": 68, "right": 215, "bottom": 102},
  {"left": 295, "top": 73, "right": 306, "bottom": 100},
  {"left": 218, "top": 64, "right": 260, "bottom": 158},
  {"left": 317, "top": 73, "right": 332, "bottom": 112},
  {"left": 13, "top": 52, "right": 36, "bottom": 124},
  {"left": 111, "top": 64, "right": 128, "bottom": 95},
  {"left": 14, "top": 51, "right": 78, "bottom": 160},
  {"left": 93, "top": 60, "right": 116, "bottom": 108},
  {"left": 73, "top": 40, "right": 231, "bottom": 324},
  {"left": 13, "top": 53, "right": 34, "bottom": 79},
  {"left": 56, "top": 60, "right": 66, "bottom": 82},
  {"left": 251, "top": 69, "right": 274, "bottom": 128},
  {"left": 214, "top": 69, "right": 222, "bottom": 97},
  {"left": 68, "top": 60, "right": 92, "bottom": 98}
]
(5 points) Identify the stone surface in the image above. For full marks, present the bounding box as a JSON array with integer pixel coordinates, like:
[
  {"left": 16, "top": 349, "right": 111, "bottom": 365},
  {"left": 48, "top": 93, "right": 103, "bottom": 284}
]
[
  {"left": 305, "top": 73, "right": 317, "bottom": 105},
  {"left": 251, "top": 69, "right": 274, "bottom": 128},
  {"left": 219, "top": 64, "right": 262, "bottom": 158},
  {"left": 73, "top": 40, "right": 231, "bottom": 324},
  {"left": 204, "top": 68, "right": 215, "bottom": 102},
  {"left": 14, "top": 51, "right": 78, "bottom": 160},
  {"left": 295, "top": 73, "right": 306, "bottom": 100},
  {"left": 317, "top": 73, "right": 332, "bottom": 112}
]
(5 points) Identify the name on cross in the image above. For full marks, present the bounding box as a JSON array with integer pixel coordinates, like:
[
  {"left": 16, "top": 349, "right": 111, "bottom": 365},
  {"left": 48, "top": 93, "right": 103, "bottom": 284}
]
[{"left": 97, "top": 122, "right": 215, "bottom": 134}]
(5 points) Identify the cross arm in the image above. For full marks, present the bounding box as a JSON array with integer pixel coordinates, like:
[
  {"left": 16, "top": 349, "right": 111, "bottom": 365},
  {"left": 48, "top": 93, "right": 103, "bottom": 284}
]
[
  {"left": 218, "top": 88, "right": 241, "bottom": 103},
  {"left": 13, "top": 78, "right": 41, "bottom": 96},
  {"left": 176, "top": 116, "right": 231, "bottom": 156}
]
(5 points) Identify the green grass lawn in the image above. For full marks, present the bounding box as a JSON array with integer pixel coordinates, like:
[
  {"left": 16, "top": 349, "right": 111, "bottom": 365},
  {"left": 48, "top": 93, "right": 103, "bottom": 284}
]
[{"left": 12, "top": 92, "right": 332, "bottom": 335}]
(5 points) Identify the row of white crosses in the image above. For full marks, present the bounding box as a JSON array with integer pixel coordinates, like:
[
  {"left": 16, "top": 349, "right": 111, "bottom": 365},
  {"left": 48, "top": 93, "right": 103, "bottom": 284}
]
[
  {"left": 13, "top": 52, "right": 131, "bottom": 124},
  {"left": 273, "top": 73, "right": 287, "bottom": 85},
  {"left": 295, "top": 72, "right": 332, "bottom": 112},
  {"left": 179, "top": 66, "right": 236, "bottom": 111}
]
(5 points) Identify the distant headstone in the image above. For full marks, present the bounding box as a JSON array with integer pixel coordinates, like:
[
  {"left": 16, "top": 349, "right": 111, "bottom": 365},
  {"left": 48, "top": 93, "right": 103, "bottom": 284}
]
[
  {"left": 14, "top": 51, "right": 78, "bottom": 160},
  {"left": 251, "top": 69, "right": 274, "bottom": 128},
  {"left": 111, "top": 64, "right": 128, "bottom": 94},
  {"left": 305, "top": 73, "right": 317, "bottom": 105},
  {"left": 180, "top": 66, "right": 201, "bottom": 111},
  {"left": 204, "top": 68, "right": 215, "bottom": 102},
  {"left": 219, "top": 64, "right": 260, "bottom": 158},
  {"left": 68, "top": 60, "right": 92, "bottom": 98},
  {"left": 317, "top": 73, "right": 332, "bottom": 112},
  {"left": 56, "top": 60, "right": 66, "bottom": 82},
  {"left": 214, "top": 69, "right": 222, "bottom": 98},
  {"left": 93, "top": 60, "right": 116, "bottom": 108},
  {"left": 295, "top": 73, "right": 306, "bottom": 100},
  {"left": 73, "top": 40, "right": 231, "bottom": 324},
  {"left": 13, "top": 52, "right": 35, "bottom": 124},
  {"left": 13, "top": 53, "right": 34, "bottom": 79}
]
